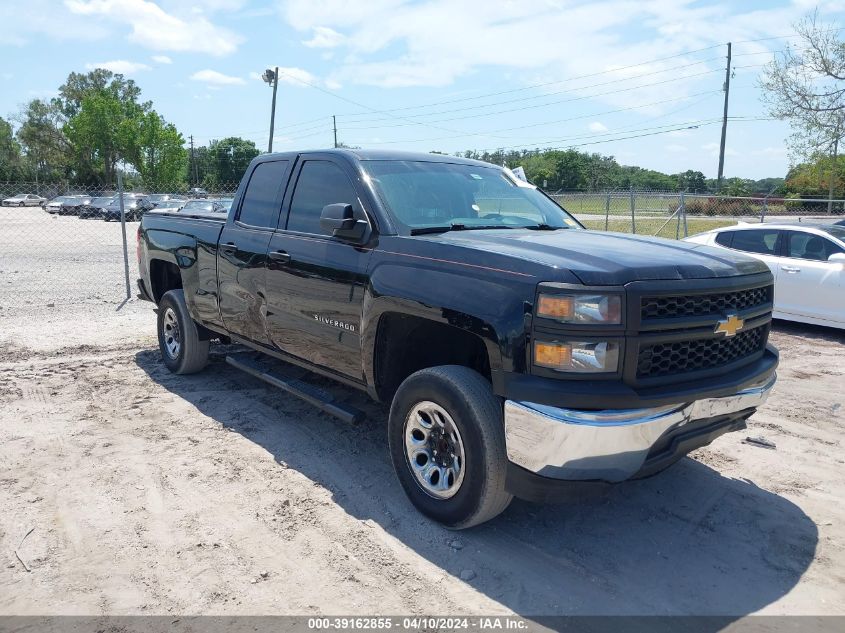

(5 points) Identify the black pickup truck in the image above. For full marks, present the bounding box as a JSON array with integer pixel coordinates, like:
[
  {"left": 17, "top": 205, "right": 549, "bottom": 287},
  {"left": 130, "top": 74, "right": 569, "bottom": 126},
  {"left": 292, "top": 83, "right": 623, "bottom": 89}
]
[{"left": 137, "top": 149, "right": 778, "bottom": 528}]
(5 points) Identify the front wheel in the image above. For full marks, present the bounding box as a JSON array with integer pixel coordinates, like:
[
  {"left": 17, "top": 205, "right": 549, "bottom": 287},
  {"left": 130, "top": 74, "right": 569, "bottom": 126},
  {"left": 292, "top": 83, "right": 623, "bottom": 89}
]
[
  {"left": 157, "top": 289, "right": 209, "bottom": 374},
  {"left": 388, "top": 366, "right": 513, "bottom": 529}
]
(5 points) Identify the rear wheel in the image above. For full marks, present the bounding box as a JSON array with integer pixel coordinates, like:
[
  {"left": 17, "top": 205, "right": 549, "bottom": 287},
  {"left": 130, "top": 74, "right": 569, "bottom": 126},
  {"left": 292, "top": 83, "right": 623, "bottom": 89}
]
[
  {"left": 388, "top": 365, "right": 512, "bottom": 529},
  {"left": 157, "top": 289, "right": 209, "bottom": 374}
]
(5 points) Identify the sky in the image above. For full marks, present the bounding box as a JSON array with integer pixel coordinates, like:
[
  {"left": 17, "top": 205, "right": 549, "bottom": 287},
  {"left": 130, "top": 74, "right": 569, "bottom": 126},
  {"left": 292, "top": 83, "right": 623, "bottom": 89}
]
[{"left": 2, "top": 0, "right": 845, "bottom": 180}]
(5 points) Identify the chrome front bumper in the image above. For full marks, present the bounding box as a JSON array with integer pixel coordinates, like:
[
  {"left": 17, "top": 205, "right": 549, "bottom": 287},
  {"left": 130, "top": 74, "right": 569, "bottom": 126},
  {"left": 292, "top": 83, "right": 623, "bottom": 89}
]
[{"left": 504, "top": 374, "right": 776, "bottom": 482}]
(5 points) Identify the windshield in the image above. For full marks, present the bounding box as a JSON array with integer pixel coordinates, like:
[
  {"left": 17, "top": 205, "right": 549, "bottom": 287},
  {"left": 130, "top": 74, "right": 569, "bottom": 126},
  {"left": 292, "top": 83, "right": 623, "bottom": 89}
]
[
  {"left": 91, "top": 197, "right": 115, "bottom": 206},
  {"left": 819, "top": 225, "right": 845, "bottom": 242},
  {"left": 363, "top": 160, "right": 581, "bottom": 233},
  {"left": 181, "top": 200, "right": 216, "bottom": 212}
]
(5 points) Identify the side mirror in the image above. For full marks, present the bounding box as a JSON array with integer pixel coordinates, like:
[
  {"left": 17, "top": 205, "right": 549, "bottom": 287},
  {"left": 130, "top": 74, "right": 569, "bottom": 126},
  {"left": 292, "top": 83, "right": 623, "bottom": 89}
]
[
  {"left": 320, "top": 203, "right": 367, "bottom": 241},
  {"left": 828, "top": 252, "right": 845, "bottom": 265}
]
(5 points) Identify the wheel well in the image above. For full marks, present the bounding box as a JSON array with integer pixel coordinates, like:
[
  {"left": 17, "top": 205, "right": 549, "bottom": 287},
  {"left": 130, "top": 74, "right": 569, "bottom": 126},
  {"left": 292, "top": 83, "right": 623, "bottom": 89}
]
[
  {"left": 149, "top": 259, "right": 182, "bottom": 303},
  {"left": 374, "top": 313, "right": 492, "bottom": 401}
]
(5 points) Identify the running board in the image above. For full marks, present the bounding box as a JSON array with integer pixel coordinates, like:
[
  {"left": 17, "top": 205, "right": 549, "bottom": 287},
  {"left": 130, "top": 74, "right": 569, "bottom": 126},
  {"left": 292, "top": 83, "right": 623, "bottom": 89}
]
[{"left": 226, "top": 355, "right": 365, "bottom": 425}]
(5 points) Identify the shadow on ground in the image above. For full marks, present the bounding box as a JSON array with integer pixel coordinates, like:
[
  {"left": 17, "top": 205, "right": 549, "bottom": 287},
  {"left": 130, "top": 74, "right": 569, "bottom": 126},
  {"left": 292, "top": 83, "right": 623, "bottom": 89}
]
[{"left": 135, "top": 346, "right": 818, "bottom": 620}]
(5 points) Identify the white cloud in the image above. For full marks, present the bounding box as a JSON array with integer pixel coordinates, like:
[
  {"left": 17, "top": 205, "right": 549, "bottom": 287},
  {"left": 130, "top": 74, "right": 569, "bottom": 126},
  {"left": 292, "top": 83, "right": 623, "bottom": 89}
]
[
  {"left": 752, "top": 146, "right": 787, "bottom": 158},
  {"left": 152, "top": 55, "right": 173, "bottom": 64},
  {"left": 702, "top": 142, "right": 738, "bottom": 157},
  {"left": 250, "top": 66, "right": 337, "bottom": 89},
  {"left": 303, "top": 26, "right": 346, "bottom": 48},
  {"left": 0, "top": 1, "right": 109, "bottom": 46},
  {"left": 276, "top": 66, "right": 320, "bottom": 86},
  {"left": 190, "top": 69, "right": 245, "bottom": 85},
  {"left": 86, "top": 60, "right": 151, "bottom": 74},
  {"left": 588, "top": 122, "right": 608, "bottom": 133},
  {"left": 276, "top": 0, "right": 823, "bottom": 113},
  {"left": 65, "top": 0, "right": 242, "bottom": 56}
]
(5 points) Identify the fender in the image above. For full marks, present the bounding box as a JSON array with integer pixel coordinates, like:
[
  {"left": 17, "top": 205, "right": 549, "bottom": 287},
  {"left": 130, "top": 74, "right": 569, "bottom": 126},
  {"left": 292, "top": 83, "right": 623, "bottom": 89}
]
[
  {"left": 142, "top": 229, "right": 206, "bottom": 322},
  {"left": 362, "top": 261, "right": 531, "bottom": 399}
]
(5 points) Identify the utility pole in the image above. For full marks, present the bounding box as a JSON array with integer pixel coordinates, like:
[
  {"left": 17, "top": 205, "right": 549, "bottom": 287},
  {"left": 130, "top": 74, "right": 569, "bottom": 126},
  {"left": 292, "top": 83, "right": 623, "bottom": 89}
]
[
  {"left": 189, "top": 135, "right": 198, "bottom": 186},
  {"left": 716, "top": 42, "right": 732, "bottom": 193},
  {"left": 262, "top": 67, "right": 279, "bottom": 153},
  {"left": 333, "top": 115, "right": 338, "bottom": 148},
  {"left": 828, "top": 130, "right": 839, "bottom": 214}
]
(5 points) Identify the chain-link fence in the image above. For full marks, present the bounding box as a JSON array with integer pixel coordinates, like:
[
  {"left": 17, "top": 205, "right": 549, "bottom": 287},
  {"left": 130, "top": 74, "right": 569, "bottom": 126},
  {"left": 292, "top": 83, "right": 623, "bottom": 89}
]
[
  {"left": 3, "top": 179, "right": 844, "bottom": 316},
  {"left": 0, "top": 180, "right": 240, "bottom": 315},
  {"left": 551, "top": 189, "right": 845, "bottom": 238}
]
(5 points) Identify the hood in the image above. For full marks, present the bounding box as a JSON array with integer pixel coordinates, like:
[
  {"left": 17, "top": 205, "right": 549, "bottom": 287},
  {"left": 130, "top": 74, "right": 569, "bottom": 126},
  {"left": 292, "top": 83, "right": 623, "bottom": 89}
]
[{"left": 419, "top": 229, "right": 768, "bottom": 285}]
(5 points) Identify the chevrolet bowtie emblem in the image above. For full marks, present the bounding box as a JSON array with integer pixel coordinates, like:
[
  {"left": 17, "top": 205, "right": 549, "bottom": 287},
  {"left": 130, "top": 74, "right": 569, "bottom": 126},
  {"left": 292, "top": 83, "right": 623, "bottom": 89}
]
[{"left": 715, "top": 314, "right": 744, "bottom": 337}]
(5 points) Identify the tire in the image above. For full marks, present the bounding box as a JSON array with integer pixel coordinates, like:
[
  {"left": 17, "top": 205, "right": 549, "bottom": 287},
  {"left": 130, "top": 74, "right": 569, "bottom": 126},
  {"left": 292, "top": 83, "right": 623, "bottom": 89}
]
[
  {"left": 157, "top": 289, "right": 209, "bottom": 374},
  {"left": 388, "top": 365, "right": 513, "bottom": 529}
]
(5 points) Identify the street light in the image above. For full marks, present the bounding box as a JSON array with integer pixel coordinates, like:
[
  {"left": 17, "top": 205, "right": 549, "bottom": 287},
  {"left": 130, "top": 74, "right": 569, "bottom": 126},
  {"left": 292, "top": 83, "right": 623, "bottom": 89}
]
[{"left": 262, "top": 67, "right": 279, "bottom": 153}]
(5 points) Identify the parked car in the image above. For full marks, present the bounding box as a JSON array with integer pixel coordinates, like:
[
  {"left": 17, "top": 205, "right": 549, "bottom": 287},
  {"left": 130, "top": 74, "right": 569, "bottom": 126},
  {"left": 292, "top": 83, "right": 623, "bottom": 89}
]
[
  {"left": 78, "top": 196, "right": 116, "bottom": 219},
  {"left": 685, "top": 222, "right": 845, "bottom": 329},
  {"left": 60, "top": 196, "right": 94, "bottom": 216},
  {"left": 138, "top": 149, "right": 778, "bottom": 528},
  {"left": 102, "top": 194, "right": 154, "bottom": 221},
  {"left": 2, "top": 193, "right": 47, "bottom": 207},
  {"left": 152, "top": 199, "right": 187, "bottom": 213},
  {"left": 214, "top": 197, "right": 235, "bottom": 211},
  {"left": 149, "top": 194, "right": 185, "bottom": 206},
  {"left": 44, "top": 195, "right": 84, "bottom": 214},
  {"left": 188, "top": 187, "right": 208, "bottom": 198},
  {"left": 177, "top": 199, "right": 229, "bottom": 214}
]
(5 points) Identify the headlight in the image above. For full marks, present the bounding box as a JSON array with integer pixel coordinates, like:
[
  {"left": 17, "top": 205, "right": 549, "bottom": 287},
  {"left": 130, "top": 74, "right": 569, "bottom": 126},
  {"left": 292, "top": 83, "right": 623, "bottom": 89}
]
[
  {"left": 534, "top": 340, "right": 620, "bottom": 373},
  {"left": 537, "top": 293, "right": 621, "bottom": 324}
]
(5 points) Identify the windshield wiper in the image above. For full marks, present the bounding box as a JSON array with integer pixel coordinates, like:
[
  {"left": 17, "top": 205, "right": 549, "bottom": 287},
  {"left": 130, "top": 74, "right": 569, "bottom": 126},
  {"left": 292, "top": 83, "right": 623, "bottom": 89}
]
[
  {"left": 524, "top": 223, "right": 563, "bottom": 231},
  {"left": 409, "top": 223, "right": 516, "bottom": 235}
]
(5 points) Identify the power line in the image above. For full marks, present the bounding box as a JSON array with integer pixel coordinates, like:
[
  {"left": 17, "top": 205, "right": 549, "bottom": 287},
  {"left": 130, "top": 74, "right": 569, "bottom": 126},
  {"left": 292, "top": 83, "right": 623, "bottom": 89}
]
[
  {"left": 273, "top": 68, "right": 487, "bottom": 139},
  {"left": 337, "top": 50, "right": 726, "bottom": 120},
  {"left": 355, "top": 118, "right": 722, "bottom": 150},
  {"left": 256, "top": 43, "right": 731, "bottom": 132},
  {"left": 339, "top": 59, "right": 725, "bottom": 125},
  {"left": 342, "top": 90, "right": 720, "bottom": 134},
  {"left": 376, "top": 69, "right": 724, "bottom": 127}
]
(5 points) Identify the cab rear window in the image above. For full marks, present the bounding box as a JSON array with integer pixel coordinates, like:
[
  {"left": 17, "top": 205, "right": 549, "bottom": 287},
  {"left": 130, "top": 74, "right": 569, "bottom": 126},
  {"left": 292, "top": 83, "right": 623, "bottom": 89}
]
[{"left": 719, "top": 229, "right": 780, "bottom": 255}]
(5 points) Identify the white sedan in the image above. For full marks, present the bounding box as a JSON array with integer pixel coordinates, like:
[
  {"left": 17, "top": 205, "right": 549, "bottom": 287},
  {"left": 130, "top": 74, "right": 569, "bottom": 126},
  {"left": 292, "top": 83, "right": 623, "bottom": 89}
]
[
  {"left": 2, "top": 193, "right": 47, "bottom": 207},
  {"left": 685, "top": 223, "right": 845, "bottom": 329}
]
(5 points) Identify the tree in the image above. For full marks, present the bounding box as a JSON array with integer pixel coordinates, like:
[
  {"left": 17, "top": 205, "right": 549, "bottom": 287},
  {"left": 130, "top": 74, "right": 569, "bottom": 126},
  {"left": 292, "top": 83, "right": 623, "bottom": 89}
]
[
  {"left": 784, "top": 157, "right": 845, "bottom": 197},
  {"left": 57, "top": 69, "right": 146, "bottom": 119},
  {"left": 0, "top": 117, "right": 23, "bottom": 180},
  {"left": 674, "top": 170, "right": 707, "bottom": 192},
  {"left": 15, "top": 99, "right": 71, "bottom": 181},
  {"left": 65, "top": 91, "right": 142, "bottom": 185},
  {"left": 202, "top": 137, "right": 260, "bottom": 184},
  {"left": 132, "top": 112, "right": 188, "bottom": 187},
  {"left": 722, "top": 177, "right": 754, "bottom": 197},
  {"left": 761, "top": 10, "right": 845, "bottom": 210}
]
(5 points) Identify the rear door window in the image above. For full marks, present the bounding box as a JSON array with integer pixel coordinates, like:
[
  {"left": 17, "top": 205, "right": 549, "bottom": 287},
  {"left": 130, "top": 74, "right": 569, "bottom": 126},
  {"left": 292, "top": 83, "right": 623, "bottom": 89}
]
[
  {"left": 728, "top": 229, "right": 781, "bottom": 255},
  {"left": 237, "top": 160, "right": 289, "bottom": 227}
]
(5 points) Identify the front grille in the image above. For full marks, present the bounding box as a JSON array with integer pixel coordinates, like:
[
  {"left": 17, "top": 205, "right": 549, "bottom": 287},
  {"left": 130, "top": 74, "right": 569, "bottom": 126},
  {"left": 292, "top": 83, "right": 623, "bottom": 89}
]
[
  {"left": 641, "top": 286, "right": 772, "bottom": 320},
  {"left": 636, "top": 325, "right": 766, "bottom": 379}
]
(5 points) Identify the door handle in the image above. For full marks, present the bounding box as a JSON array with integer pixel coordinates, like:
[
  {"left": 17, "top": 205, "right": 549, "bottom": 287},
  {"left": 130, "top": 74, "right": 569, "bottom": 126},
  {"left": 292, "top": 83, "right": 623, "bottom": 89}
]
[
  {"left": 268, "top": 250, "right": 291, "bottom": 265},
  {"left": 781, "top": 265, "right": 801, "bottom": 273},
  {"left": 220, "top": 241, "right": 237, "bottom": 255}
]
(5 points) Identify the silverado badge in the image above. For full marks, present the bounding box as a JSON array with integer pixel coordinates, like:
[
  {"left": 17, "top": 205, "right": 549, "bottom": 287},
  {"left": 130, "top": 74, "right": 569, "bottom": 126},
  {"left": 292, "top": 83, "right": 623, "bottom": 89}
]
[{"left": 714, "top": 314, "right": 744, "bottom": 337}]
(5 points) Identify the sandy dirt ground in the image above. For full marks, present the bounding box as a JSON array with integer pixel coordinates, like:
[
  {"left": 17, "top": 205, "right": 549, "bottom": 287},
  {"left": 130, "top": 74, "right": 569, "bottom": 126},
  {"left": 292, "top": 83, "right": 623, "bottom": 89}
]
[
  {"left": 0, "top": 311, "right": 843, "bottom": 618},
  {"left": 1, "top": 209, "right": 844, "bottom": 618}
]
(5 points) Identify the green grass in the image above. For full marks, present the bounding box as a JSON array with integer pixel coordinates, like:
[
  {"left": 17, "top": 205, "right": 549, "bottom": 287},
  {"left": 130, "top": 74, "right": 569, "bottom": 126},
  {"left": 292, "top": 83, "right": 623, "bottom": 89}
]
[{"left": 579, "top": 217, "right": 738, "bottom": 239}]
